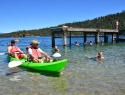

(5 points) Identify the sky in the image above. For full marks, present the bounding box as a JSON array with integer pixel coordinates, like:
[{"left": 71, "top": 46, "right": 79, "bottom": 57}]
[{"left": 0, "top": 0, "right": 125, "bottom": 33}]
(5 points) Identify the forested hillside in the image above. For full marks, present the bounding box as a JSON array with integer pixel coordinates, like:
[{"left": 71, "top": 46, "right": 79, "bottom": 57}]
[{"left": 0, "top": 10, "right": 125, "bottom": 37}]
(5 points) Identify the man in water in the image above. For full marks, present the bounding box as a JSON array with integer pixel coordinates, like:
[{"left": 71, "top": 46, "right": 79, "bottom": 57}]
[
  {"left": 96, "top": 51, "right": 104, "bottom": 61},
  {"left": 89, "top": 40, "right": 93, "bottom": 45},
  {"left": 8, "top": 40, "right": 27, "bottom": 60},
  {"left": 88, "top": 51, "right": 104, "bottom": 62},
  {"left": 84, "top": 41, "right": 87, "bottom": 45},
  {"left": 75, "top": 41, "right": 79, "bottom": 46},
  {"left": 28, "top": 40, "right": 52, "bottom": 63},
  {"left": 100, "top": 40, "right": 104, "bottom": 45}
]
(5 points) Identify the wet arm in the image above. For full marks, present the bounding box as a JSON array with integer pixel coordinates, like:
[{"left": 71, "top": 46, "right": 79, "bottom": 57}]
[
  {"left": 96, "top": 56, "right": 98, "bottom": 61},
  {"left": 39, "top": 48, "right": 51, "bottom": 59},
  {"left": 8, "top": 47, "right": 11, "bottom": 54},
  {"left": 8, "top": 47, "right": 14, "bottom": 55},
  {"left": 41, "top": 52, "right": 51, "bottom": 58}
]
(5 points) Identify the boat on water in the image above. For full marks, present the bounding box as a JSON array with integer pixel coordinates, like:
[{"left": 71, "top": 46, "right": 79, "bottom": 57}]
[
  {"left": 14, "top": 38, "right": 19, "bottom": 42},
  {"left": 7, "top": 55, "right": 68, "bottom": 72}
]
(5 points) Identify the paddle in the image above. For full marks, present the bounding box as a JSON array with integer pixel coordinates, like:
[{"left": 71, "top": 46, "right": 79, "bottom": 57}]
[
  {"left": 8, "top": 61, "right": 23, "bottom": 68},
  {"left": 0, "top": 52, "right": 8, "bottom": 55},
  {"left": 0, "top": 52, "right": 24, "bottom": 55},
  {"left": 52, "top": 52, "right": 61, "bottom": 58}
]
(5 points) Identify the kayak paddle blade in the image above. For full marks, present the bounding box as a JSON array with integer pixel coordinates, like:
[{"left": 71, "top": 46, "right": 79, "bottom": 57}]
[
  {"left": 8, "top": 61, "right": 22, "bottom": 68},
  {"left": 52, "top": 53, "right": 61, "bottom": 57}
]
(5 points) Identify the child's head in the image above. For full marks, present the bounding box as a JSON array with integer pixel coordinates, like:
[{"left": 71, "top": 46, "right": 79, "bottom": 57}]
[
  {"left": 55, "top": 46, "right": 58, "bottom": 49},
  {"left": 98, "top": 51, "right": 103, "bottom": 56},
  {"left": 90, "top": 40, "right": 92, "bottom": 43}
]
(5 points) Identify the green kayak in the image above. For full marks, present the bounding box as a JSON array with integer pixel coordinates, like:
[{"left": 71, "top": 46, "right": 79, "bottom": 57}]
[{"left": 7, "top": 55, "right": 68, "bottom": 72}]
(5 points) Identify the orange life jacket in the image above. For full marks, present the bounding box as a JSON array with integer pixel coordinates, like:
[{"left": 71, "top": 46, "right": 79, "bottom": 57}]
[
  {"left": 10, "top": 46, "right": 20, "bottom": 53},
  {"left": 26, "top": 45, "right": 31, "bottom": 49},
  {"left": 31, "top": 48, "right": 42, "bottom": 58},
  {"left": 26, "top": 45, "right": 31, "bottom": 52}
]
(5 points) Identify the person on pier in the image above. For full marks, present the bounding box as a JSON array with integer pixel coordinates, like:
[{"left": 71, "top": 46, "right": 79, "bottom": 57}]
[
  {"left": 62, "top": 25, "right": 68, "bottom": 31},
  {"left": 116, "top": 20, "right": 119, "bottom": 30}
]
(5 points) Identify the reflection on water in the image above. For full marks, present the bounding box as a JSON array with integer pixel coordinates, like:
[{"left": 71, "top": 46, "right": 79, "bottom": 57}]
[{"left": 0, "top": 37, "right": 125, "bottom": 95}]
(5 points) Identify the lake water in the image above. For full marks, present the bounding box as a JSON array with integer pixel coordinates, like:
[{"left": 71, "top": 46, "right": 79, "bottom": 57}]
[{"left": 0, "top": 36, "right": 125, "bottom": 95}]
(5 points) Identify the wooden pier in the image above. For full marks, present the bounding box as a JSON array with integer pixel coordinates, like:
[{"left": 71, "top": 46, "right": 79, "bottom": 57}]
[{"left": 51, "top": 27, "right": 119, "bottom": 47}]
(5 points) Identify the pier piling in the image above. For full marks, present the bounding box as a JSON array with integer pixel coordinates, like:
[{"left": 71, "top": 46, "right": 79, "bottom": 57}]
[
  {"left": 95, "top": 32, "right": 99, "bottom": 44},
  {"left": 63, "top": 32, "right": 67, "bottom": 46},
  {"left": 84, "top": 32, "right": 87, "bottom": 43},
  {"left": 69, "top": 31, "right": 71, "bottom": 45},
  {"left": 52, "top": 33, "right": 55, "bottom": 47}
]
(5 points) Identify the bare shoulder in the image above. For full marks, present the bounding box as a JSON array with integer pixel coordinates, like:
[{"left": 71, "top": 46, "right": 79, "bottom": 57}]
[{"left": 8, "top": 46, "right": 12, "bottom": 49}]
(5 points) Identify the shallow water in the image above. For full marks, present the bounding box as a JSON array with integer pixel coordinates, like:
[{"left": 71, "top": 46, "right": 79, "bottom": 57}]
[{"left": 0, "top": 36, "right": 125, "bottom": 95}]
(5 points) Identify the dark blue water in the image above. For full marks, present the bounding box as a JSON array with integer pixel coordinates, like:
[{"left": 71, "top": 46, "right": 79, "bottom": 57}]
[{"left": 0, "top": 36, "right": 125, "bottom": 95}]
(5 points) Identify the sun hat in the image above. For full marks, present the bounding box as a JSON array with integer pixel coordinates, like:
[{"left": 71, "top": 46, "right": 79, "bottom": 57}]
[{"left": 31, "top": 40, "right": 39, "bottom": 44}]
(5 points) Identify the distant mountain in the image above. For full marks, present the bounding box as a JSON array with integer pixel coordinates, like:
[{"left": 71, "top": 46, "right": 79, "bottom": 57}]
[{"left": 0, "top": 10, "right": 125, "bottom": 37}]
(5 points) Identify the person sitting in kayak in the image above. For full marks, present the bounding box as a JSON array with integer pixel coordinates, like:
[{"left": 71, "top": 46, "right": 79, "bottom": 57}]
[
  {"left": 28, "top": 40, "right": 52, "bottom": 63},
  {"left": 8, "top": 40, "right": 27, "bottom": 60}
]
